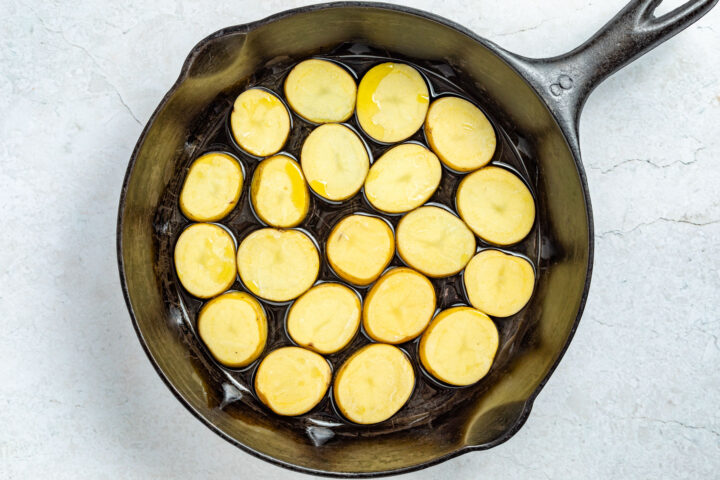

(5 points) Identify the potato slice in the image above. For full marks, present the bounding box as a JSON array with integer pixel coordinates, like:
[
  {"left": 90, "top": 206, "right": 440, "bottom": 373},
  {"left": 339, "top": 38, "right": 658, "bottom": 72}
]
[
  {"left": 255, "top": 346, "right": 331, "bottom": 416},
  {"left": 363, "top": 267, "right": 436, "bottom": 344},
  {"left": 356, "top": 62, "right": 429, "bottom": 143},
  {"left": 301, "top": 124, "right": 369, "bottom": 201},
  {"left": 230, "top": 88, "right": 290, "bottom": 157},
  {"left": 326, "top": 214, "right": 394, "bottom": 286},
  {"left": 364, "top": 143, "right": 441, "bottom": 213},
  {"left": 236, "top": 228, "right": 319, "bottom": 302},
  {"left": 425, "top": 96, "right": 496, "bottom": 172},
  {"left": 456, "top": 166, "right": 535, "bottom": 245},
  {"left": 419, "top": 306, "right": 498, "bottom": 386},
  {"left": 464, "top": 250, "right": 535, "bottom": 317},
  {"left": 396, "top": 206, "right": 476, "bottom": 277},
  {"left": 284, "top": 59, "right": 357, "bottom": 123},
  {"left": 287, "top": 283, "right": 361, "bottom": 354},
  {"left": 333, "top": 344, "right": 414, "bottom": 424},
  {"left": 250, "top": 155, "right": 309, "bottom": 228},
  {"left": 198, "top": 291, "right": 267, "bottom": 367},
  {"left": 174, "top": 223, "right": 236, "bottom": 298},
  {"left": 179, "top": 152, "right": 243, "bottom": 222}
]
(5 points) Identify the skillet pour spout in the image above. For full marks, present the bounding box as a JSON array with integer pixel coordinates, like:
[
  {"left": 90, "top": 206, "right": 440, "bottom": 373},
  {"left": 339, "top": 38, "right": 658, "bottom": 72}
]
[{"left": 117, "top": 0, "right": 716, "bottom": 476}]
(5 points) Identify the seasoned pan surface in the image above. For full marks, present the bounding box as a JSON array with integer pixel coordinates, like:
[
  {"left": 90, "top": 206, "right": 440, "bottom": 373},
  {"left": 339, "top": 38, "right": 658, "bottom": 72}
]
[{"left": 153, "top": 42, "right": 540, "bottom": 439}]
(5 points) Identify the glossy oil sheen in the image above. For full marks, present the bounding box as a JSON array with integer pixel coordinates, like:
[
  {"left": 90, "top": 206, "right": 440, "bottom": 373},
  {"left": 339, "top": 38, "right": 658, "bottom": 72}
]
[{"left": 153, "top": 44, "right": 539, "bottom": 439}]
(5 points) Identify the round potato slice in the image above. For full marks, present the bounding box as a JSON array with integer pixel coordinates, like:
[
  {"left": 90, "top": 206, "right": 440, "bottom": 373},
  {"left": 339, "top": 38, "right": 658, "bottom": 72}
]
[
  {"left": 250, "top": 155, "right": 309, "bottom": 228},
  {"left": 198, "top": 291, "right": 267, "bottom": 367},
  {"left": 333, "top": 344, "right": 414, "bottom": 424},
  {"left": 396, "top": 206, "right": 476, "bottom": 277},
  {"left": 230, "top": 88, "right": 290, "bottom": 157},
  {"left": 364, "top": 143, "right": 442, "bottom": 213},
  {"left": 301, "top": 124, "right": 369, "bottom": 201},
  {"left": 255, "top": 346, "right": 331, "bottom": 416},
  {"left": 287, "top": 283, "right": 361, "bottom": 354},
  {"left": 419, "top": 306, "right": 499, "bottom": 386},
  {"left": 174, "top": 223, "right": 236, "bottom": 298},
  {"left": 464, "top": 250, "right": 535, "bottom": 317},
  {"left": 363, "top": 267, "right": 436, "bottom": 344},
  {"left": 179, "top": 152, "right": 243, "bottom": 222},
  {"left": 284, "top": 59, "right": 357, "bottom": 123},
  {"left": 456, "top": 166, "right": 535, "bottom": 245},
  {"left": 425, "top": 96, "right": 496, "bottom": 172},
  {"left": 236, "top": 228, "right": 319, "bottom": 302},
  {"left": 326, "top": 214, "right": 395, "bottom": 286},
  {"left": 356, "top": 62, "right": 429, "bottom": 143}
]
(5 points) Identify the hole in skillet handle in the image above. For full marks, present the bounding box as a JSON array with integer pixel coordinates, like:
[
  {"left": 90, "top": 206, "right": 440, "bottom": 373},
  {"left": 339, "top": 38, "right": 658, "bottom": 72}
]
[{"left": 502, "top": 0, "right": 718, "bottom": 150}]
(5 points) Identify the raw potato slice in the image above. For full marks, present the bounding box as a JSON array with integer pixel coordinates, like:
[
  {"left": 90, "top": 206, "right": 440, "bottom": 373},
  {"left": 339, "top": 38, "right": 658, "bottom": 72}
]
[
  {"left": 364, "top": 143, "right": 442, "bottom": 213},
  {"left": 396, "top": 206, "right": 476, "bottom": 277},
  {"left": 456, "top": 166, "right": 535, "bottom": 245},
  {"left": 326, "top": 214, "right": 395, "bottom": 286},
  {"left": 284, "top": 59, "right": 357, "bottom": 123},
  {"left": 356, "top": 62, "right": 429, "bottom": 143},
  {"left": 287, "top": 283, "right": 361, "bottom": 354},
  {"left": 179, "top": 152, "right": 243, "bottom": 222},
  {"left": 301, "top": 124, "right": 369, "bottom": 201},
  {"left": 464, "top": 250, "right": 535, "bottom": 317},
  {"left": 363, "top": 267, "right": 436, "bottom": 344},
  {"left": 174, "top": 223, "right": 236, "bottom": 298},
  {"left": 255, "top": 346, "right": 331, "bottom": 416},
  {"left": 230, "top": 88, "right": 290, "bottom": 157},
  {"left": 425, "top": 96, "right": 496, "bottom": 172},
  {"left": 198, "top": 291, "right": 267, "bottom": 367},
  {"left": 333, "top": 344, "right": 414, "bottom": 424},
  {"left": 419, "top": 306, "right": 499, "bottom": 386},
  {"left": 250, "top": 155, "right": 309, "bottom": 228},
  {"left": 236, "top": 228, "right": 319, "bottom": 302}
]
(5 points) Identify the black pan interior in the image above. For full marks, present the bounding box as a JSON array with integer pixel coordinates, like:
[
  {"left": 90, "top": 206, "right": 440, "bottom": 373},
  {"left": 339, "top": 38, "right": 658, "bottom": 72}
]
[{"left": 119, "top": 5, "right": 591, "bottom": 475}]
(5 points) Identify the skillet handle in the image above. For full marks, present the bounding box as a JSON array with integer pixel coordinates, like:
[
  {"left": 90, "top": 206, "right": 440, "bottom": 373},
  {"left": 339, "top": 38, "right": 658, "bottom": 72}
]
[{"left": 507, "top": 0, "right": 717, "bottom": 149}]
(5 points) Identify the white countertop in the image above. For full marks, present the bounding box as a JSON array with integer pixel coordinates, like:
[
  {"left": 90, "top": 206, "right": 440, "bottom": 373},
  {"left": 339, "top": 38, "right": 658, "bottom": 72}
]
[{"left": 1, "top": 0, "right": 719, "bottom": 478}]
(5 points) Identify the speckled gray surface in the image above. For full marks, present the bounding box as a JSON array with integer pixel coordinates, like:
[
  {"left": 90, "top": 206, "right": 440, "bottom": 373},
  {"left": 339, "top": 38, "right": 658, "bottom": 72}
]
[{"left": 1, "top": 0, "right": 719, "bottom": 478}]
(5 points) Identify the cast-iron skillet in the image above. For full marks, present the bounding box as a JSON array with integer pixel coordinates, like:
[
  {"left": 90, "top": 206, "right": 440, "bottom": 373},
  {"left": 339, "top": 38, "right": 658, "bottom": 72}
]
[{"left": 117, "top": 0, "right": 716, "bottom": 476}]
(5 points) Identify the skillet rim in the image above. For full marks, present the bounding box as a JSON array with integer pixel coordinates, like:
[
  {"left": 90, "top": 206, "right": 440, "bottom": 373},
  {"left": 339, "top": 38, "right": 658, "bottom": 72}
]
[{"left": 116, "top": 2, "right": 594, "bottom": 476}]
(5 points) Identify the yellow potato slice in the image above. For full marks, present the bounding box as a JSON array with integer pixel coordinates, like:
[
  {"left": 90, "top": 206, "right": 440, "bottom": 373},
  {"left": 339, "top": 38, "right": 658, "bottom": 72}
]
[
  {"left": 364, "top": 143, "right": 442, "bottom": 213},
  {"left": 284, "top": 59, "right": 357, "bottom": 123},
  {"left": 255, "top": 346, "right": 331, "bottom": 416},
  {"left": 333, "top": 344, "right": 414, "bottom": 424},
  {"left": 456, "top": 166, "right": 535, "bottom": 245},
  {"left": 230, "top": 88, "right": 290, "bottom": 157},
  {"left": 363, "top": 267, "right": 436, "bottom": 344},
  {"left": 326, "top": 214, "right": 395, "bottom": 286},
  {"left": 301, "top": 124, "right": 369, "bottom": 201},
  {"left": 287, "top": 283, "right": 361, "bottom": 354},
  {"left": 174, "top": 223, "right": 236, "bottom": 298},
  {"left": 250, "top": 155, "right": 309, "bottom": 228},
  {"left": 463, "top": 250, "right": 535, "bottom": 317},
  {"left": 396, "top": 206, "right": 476, "bottom": 277},
  {"left": 356, "top": 62, "right": 429, "bottom": 143},
  {"left": 236, "top": 228, "right": 319, "bottom": 302},
  {"left": 179, "top": 152, "right": 243, "bottom": 222},
  {"left": 198, "top": 291, "right": 267, "bottom": 367},
  {"left": 419, "top": 306, "right": 499, "bottom": 386},
  {"left": 425, "top": 97, "right": 496, "bottom": 172}
]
